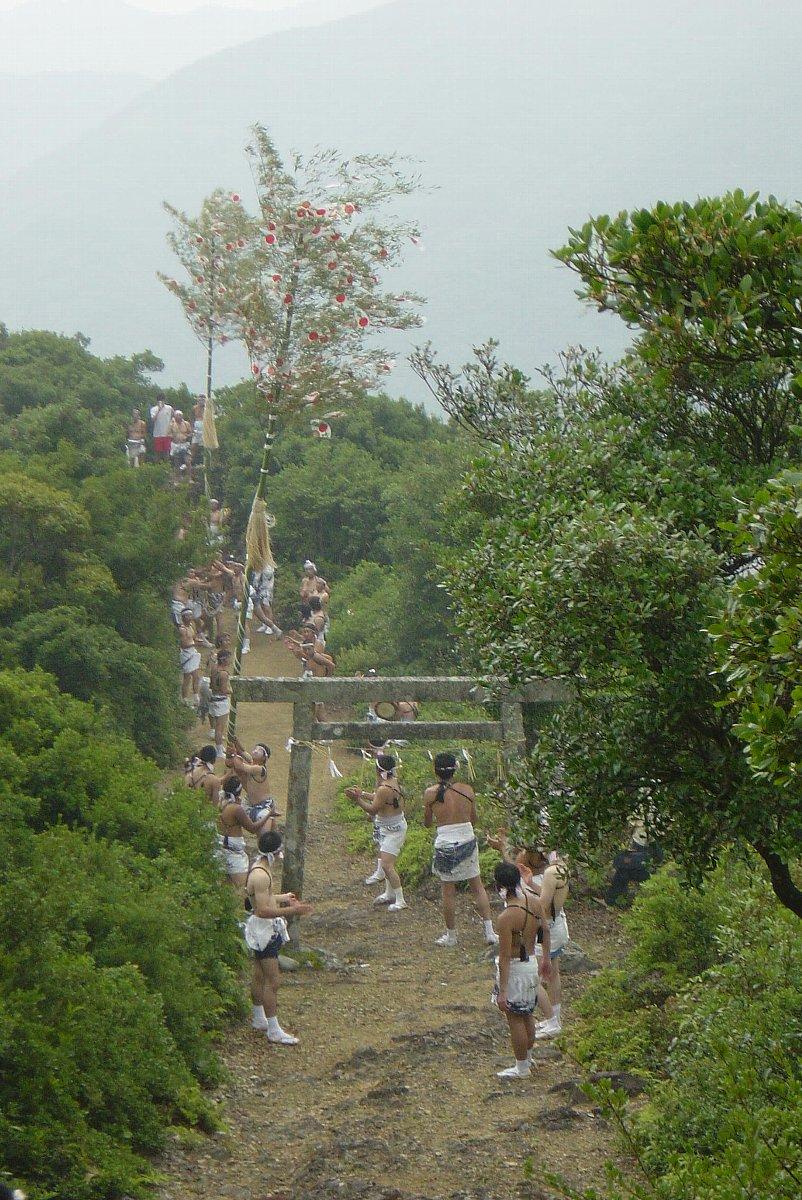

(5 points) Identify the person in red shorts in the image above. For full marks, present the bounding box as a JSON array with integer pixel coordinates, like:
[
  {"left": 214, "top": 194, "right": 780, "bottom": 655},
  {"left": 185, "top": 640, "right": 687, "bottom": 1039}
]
[{"left": 150, "top": 393, "right": 173, "bottom": 460}]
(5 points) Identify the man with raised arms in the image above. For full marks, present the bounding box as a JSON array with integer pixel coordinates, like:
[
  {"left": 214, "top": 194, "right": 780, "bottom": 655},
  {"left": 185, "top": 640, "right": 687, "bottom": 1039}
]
[
  {"left": 178, "top": 608, "right": 201, "bottom": 706},
  {"left": 345, "top": 753, "right": 408, "bottom": 911},
  {"left": 228, "top": 742, "right": 279, "bottom": 831},
  {"left": 215, "top": 776, "right": 273, "bottom": 890},
  {"left": 245, "top": 830, "right": 313, "bottom": 1045},
  {"left": 423, "top": 751, "right": 499, "bottom": 947},
  {"left": 208, "top": 649, "right": 231, "bottom": 760}
]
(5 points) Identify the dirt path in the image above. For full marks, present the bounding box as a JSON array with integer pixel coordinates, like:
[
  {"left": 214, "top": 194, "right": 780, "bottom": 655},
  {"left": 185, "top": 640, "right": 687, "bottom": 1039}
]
[{"left": 159, "top": 628, "right": 623, "bottom": 1200}]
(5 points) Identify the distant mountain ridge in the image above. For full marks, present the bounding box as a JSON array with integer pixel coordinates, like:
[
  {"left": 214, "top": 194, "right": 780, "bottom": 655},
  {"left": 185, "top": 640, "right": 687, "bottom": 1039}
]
[
  {"left": 0, "top": 71, "right": 149, "bottom": 180},
  {"left": 1, "top": 0, "right": 801, "bottom": 400},
  {"left": 0, "top": 0, "right": 393, "bottom": 76}
]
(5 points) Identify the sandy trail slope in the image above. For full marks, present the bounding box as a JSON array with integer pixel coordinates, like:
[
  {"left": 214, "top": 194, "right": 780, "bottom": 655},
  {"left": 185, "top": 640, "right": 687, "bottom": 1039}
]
[{"left": 159, "top": 629, "right": 623, "bottom": 1200}]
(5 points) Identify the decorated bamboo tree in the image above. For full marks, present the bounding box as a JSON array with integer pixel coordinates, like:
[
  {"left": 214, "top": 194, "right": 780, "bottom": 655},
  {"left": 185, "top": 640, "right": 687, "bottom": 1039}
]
[
  {"left": 159, "top": 190, "right": 252, "bottom": 481},
  {"left": 166, "top": 125, "right": 424, "bottom": 744}
]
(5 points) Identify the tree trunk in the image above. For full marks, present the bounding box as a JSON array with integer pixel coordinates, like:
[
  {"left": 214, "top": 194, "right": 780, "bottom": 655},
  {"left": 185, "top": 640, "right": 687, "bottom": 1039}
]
[{"left": 754, "top": 841, "right": 802, "bottom": 919}]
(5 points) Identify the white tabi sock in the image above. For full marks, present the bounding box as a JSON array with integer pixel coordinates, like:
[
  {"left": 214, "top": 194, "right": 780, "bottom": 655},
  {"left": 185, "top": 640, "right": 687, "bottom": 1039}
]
[
  {"left": 382, "top": 881, "right": 394, "bottom": 900},
  {"left": 497, "top": 1059, "right": 531, "bottom": 1078},
  {"left": 553, "top": 1003, "right": 562, "bottom": 1020},
  {"left": 394, "top": 887, "right": 404, "bottom": 904},
  {"left": 251, "top": 1005, "right": 268, "bottom": 1028},
  {"left": 266, "top": 1016, "right": 281, "bottom": 1035},
  {"left": 483, "top": 919, "right": 495, "bottom": 937}
]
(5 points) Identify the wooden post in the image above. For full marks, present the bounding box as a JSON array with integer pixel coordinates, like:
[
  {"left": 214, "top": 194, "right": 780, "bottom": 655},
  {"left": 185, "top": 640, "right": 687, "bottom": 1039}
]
[
  {"left": 282, "top": 701, "right": 314, "bottom": 948},
  {"left": 500, "top": 696, "right": 526, "bottom": 774}
]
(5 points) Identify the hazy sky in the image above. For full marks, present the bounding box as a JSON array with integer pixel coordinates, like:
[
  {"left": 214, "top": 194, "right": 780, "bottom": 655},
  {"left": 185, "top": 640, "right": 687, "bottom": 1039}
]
[{"left": 0, "top": 1, "right": 284, "bottom": 9}]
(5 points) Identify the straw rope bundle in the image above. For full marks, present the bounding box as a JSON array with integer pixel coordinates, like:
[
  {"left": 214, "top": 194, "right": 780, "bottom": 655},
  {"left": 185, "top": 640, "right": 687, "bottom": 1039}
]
[
  {"left": 202, "top": 394, "right": 219, "bottom": 451},
  {"left": 245, "top": 497, "right": 276, "bottom": 573}
]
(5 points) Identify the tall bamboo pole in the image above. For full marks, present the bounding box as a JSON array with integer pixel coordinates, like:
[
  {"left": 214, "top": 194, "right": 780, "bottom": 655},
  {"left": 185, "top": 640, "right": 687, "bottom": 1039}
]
[
  {"left": 203, "top": 325, "right": 213, "bottom": 497},
  {"left": 225, "top": 410, "right": 278, "bottom": 751}
]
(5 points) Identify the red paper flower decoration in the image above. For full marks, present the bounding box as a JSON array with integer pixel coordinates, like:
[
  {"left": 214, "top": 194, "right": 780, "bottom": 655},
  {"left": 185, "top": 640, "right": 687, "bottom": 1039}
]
[
  {"left": 231, "top": 193, "right": 241, "bottom": 203},
  {"left": 335, "top": 293, "right": 346, "bottom": 303}
]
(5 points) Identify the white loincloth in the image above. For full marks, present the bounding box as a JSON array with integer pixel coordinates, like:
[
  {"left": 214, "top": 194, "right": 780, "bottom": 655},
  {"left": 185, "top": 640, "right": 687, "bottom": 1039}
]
[
  {"left": 549, "top": 909, "right": 570, "bottom": 955},
  {"left": 216, "top": 834, "right": 249, "bottom": 876},
  {"left": 432, "top": 822, "right": 480, "bottom": 882},
  {"left": 191, "top": 419, "right": 204, "bottom": 446},
  {"left": 126, "top": 438, "right": 144, "bottom": 458},
  {"left": 491, "top": 956, "right": 539, "bottom": 1015},
  {"left": 208, "top": 695, "right": 230, "bottom": 718},
  {"left": 244, "top": 914, "right": 289, "bottom": 956},
  {"left": 373, "top": 814, "right": 408, "bottom": 857},
  {"left": 180, "top": 646, "right": 201, "bottom": 674}
]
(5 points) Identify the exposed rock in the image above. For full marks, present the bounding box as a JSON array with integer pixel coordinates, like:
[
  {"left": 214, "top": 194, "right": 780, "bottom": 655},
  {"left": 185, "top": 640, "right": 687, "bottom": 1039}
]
[
  {"left": 277, "top": 953, "right": 299, "bottom": 972},
  {"left": 538, "top": 1105, "right": 589, "bottom": 1129},
  {"left": 559, "top": 943, "right": 600, "bottom": 973},
  {"left": 590, "top": 1070, "right": 647, "bottom": 1096}
]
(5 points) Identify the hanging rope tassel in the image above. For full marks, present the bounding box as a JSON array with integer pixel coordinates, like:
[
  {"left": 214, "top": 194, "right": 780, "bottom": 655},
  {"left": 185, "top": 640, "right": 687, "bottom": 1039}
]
[
  {"left": 245, "top": 497, "right": 276, "bottom": 574},
  {"left": 462, "top": 747, "right": 476, "bottom": 781},
  {"left": 202, "top": 393, "right": 219, "bottom": 451},
  {"left": 328, "top": 752, "right": 344, "bottom": 780}
]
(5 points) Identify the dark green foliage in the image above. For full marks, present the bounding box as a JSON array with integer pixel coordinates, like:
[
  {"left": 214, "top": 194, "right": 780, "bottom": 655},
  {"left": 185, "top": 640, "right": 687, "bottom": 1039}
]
[
  {"left": 414, "top": 197, "right": 802, "bottom": 915},
  {"left": 0, "top": 330, "right": 202, "bottom": 763},
  {"left": 0, "top": 669, "right": 241, "bottom": 1200},
  {"left": 558, "top": 864, "right": 802, "bottom": 1200},
  {"left": 0, "top": 332, "right": 243, "bottom": 1198}
]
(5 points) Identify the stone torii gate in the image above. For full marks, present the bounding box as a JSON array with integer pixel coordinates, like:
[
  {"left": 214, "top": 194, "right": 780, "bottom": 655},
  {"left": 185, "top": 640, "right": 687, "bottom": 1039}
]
[{"left": 234, "top": 674, "right": 569, "bottom": 932}]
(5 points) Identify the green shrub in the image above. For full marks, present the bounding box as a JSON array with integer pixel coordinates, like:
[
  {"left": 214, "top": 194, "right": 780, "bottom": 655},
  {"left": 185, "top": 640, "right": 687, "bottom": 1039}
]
[
  {"left": 0, "top": 669, "right": 241, "bottom": 1199},
  {"left": 558, "top": 860, "right": 802, "bottom": 1200}
]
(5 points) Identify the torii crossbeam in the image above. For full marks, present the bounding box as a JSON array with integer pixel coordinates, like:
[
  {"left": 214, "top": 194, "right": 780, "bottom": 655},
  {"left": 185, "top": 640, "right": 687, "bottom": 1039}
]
[{"left": 232, "top": 675, "right": 569, "bottom": 943}]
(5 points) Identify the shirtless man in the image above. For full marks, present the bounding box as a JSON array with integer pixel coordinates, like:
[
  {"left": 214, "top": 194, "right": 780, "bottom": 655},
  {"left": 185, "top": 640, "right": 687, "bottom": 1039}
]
[
  {"left": 192, "top": 395, "right": 206, "bottom": 464},
  {"left": 307, "top": 594, "right": 327, "bottom": 643},
  {"left": 251, "top": 564, "right": 282, "bottom": 639},
  {"left": 345, "top": 754, "right": 408, "bottom": 911},
  {"left": 184, "top": 744, "right": 221, "bottom": 804},
  {"left": 208, "top": 650, "right": 231, "bottom": 759},
  {"left": 171, "top": 577, "right": 191, "bottom": 627},
  {"left": 126, "top": 408, "right": 146, "bottom": 467},
  {"left": 201, "top": 561, "right": 227, "bottom": 642},
  {"left": 216, "top": 776, "right": 272, "bottom": 890},
  {"left": 286, "top": 605, "right": 335, "bottom": 678},
  {"left": 168, "top": 409, "right": 192, "bottom": 484},
  {"left": 423, "top": 751, "right": 498, "bottom": 947},
  {"left": 300, "top": 560, "right": 329, "bottom": 610},
  {"left": 178, "top": 609, "right": 201, "bottom": 705},
  {"left": 527, "top": 847, "right": 570, "bottom": 1038},
  {"left": 245, "top": 829, "right": 313, "bottom": 1044},
  {"left": 228, "top": 742, "right": 279, "bottom": 830},
  {"left": 492, "top": 861, "right": 552, "bottom": 1078}
]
